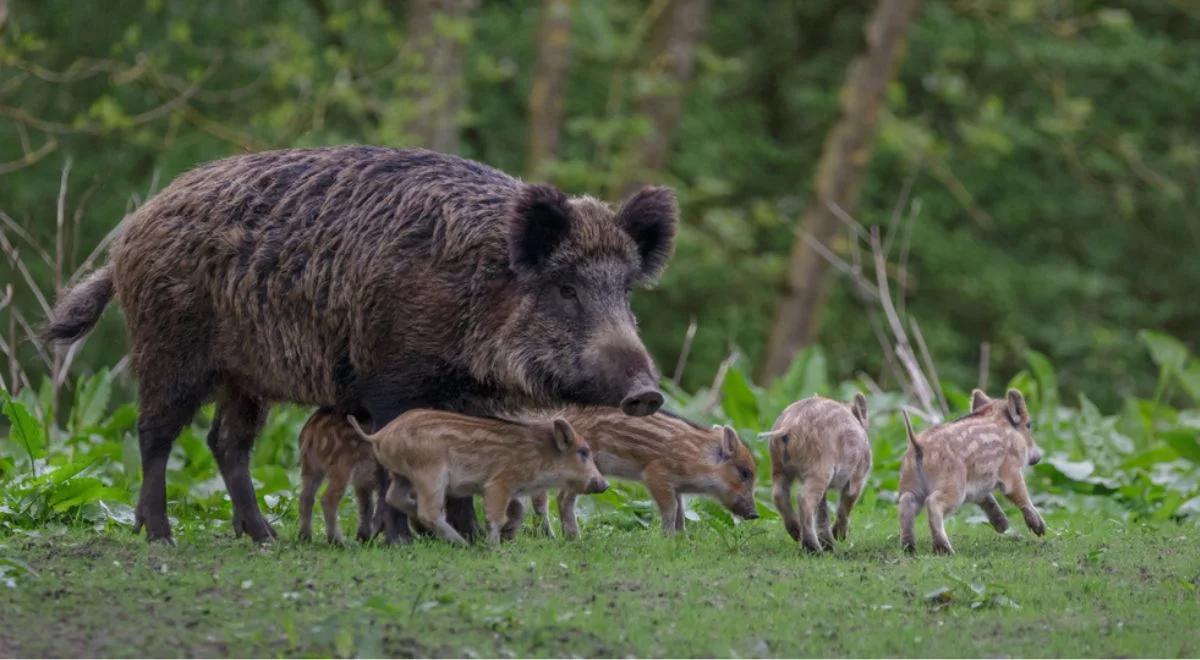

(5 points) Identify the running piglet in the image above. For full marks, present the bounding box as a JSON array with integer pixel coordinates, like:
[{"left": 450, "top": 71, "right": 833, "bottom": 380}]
[
  {"left": 898, "top": 388, "right": 1045, "bottom": 555},
  {"left": 764, "top": 393, "right": 871, "bottom": 552}
]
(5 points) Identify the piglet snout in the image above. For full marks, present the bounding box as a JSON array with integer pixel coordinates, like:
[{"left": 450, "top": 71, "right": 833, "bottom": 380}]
[
  {"left": 1028, "top": 448, "right": 1042, "bottom": 466},
  {"left": 586, "top": 477, "right": 609, "bottom": 494}
]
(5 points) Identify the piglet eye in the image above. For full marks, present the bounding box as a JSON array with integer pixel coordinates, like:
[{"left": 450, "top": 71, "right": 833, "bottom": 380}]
[
  {"left": 738, "top": 468, "right": 752, "bottom": 482},
  {"left": 578, "top": 448, "right": 589, "bottom": 460},
  {"left": 560, "top": 285, "right": 577, "bottom": 300}
]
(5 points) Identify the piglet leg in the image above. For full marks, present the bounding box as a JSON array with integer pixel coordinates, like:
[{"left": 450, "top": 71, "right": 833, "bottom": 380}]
[
  {"left": 978, "top": 493, "right": 1010, "bottom": 534},
  {"left": 1002, "top": 474, "right": 1045, "bottom": 536}
]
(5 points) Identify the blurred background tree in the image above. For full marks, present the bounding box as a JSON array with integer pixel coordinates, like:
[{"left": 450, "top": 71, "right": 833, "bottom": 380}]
[{"left": 1, "top": 0, "right": 1198, "bottom": 411}]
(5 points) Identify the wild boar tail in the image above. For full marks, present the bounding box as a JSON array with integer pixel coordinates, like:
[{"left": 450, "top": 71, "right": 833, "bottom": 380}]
[
  {"left": 345, "top": 414, "right": 373, "bottom": 442},
  {"left": 901, "top": 409, "right": 923, "bottom": 462},
  {"left": 43, "top": 266, "right": 115, "bottom": 344}
]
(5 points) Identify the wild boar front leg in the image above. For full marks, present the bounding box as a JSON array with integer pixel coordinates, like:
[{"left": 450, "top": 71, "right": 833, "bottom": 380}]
[
  {"left": 297, "top": 463, "right": 323, "bottom": 542},
  {"left": 557, "top": 490, "right": 580, "bottom": 539},
  {"left": 772, "top": 473, "right": 801, "bottom": 543},
  {"left": 320, "top": 470, "right": 350, "bottom": 545},
  {"left": 978, "top": 493, "right": 1010, "bottom": 534},
  {"left": 1001, "top": 472, "right": 1045, "bottom": 537},
  {"left": 353, "top": 485, "right": 375, "bottom": 543},
  {"left": 796, "top": 478, "right": 830, "bottom": 552},
  {"left": 412, "top": 478, "right": 466, "bottom": 546},
  {"left": 833, "top": 473, "right": 865, "bottom": 541},
  {"left": 500, "top": 498, "right": 527, "bottom": 541},
  {"left": 898, "top": 491, "right": 921, "bottom": 554},
  {"left": 483, "top": 485, "right": 515, "bottom": 544},
  {"left": 646, "top": 478, "right": 680, "bottom": 534},
  {"left": 531, "top": 491, "right": 554, "bottom": 538},
  {"left": 673, "top": 494, "right": 685, "bottom": 532}
]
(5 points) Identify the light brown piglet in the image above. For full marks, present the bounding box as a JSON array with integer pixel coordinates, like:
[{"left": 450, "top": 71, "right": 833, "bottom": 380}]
[
  {"left": 539, "top": 408, "right": 759, "bottom": 538},
  {"left": 764, "top": 393, "right": 871, "bottom": 552},
  {"left": 899, "top": 388, "right": 1045, "bottom": 555},
  {"left": 346, "top": 410, "right": 607, "bottom": 545},
  {"left": 297, "top": 409, "right": 378, "bottom": 545}
]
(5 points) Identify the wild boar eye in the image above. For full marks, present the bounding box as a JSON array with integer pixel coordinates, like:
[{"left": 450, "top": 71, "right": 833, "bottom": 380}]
[
  {"left": 738, "top": 467, "right": 752, "bottom": 482},
  {"left": 578, "top": 448, "right": 589, "bottom": 460},
  {"left": 559, "top": 285, "right": 578, "bottom": 300}
]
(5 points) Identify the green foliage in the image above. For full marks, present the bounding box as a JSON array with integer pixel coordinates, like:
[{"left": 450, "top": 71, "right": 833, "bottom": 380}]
[
  {"left": 2, "top": 1, "right": 1198, "bottom": 412},
  {"left": 4, "top": 334, "right": 1198, "bottom": 536}
]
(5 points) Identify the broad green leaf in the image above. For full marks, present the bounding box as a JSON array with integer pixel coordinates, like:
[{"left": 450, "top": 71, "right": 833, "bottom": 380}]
[
  {"left": 1161, "top": 429, "right": 1200, "bottom": 463},
  {"left": 73, "top": 369, "right": 112, "bottom": 429},
  {"left": 1139, "top": 330, "right": 1189, "bottom": 376},
  {"left": 2, "top": 398, "right": 47, "bottom": 463},
  {"left": 1025, "top": 349, "right": 1058, "bottom": 410},
  {"left": 721, "top": 367, "right": 760, "bottom": 432}
]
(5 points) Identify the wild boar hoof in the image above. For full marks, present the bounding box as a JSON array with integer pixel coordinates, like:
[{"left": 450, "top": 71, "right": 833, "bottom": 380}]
[
  {"left": 785, "top": 523, "right": 802, "bottom": 542},
  {"left": 802, "top": 539, "right": 823, "bottom": 554},
  {"left": 1030, "top": 519, "right": 1046, "bottom": 536},
  {"left": 232, "top": 511, "right": 278, "bottom": 543},
  {"left": 327, "top": 534, "right": 347, "bottom": 547},
  {"left": 902, "top": 542, "right": 916, "bottom": 555},
  {"left": 297, "top": 529, "right": 313, "bottom": 542},
  {"left": 932, "top": 541, "right": 955, "bottom": 556}
]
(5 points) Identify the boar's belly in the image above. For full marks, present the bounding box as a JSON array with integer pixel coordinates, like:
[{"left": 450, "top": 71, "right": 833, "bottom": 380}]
[
  {"left": 964, "top": 478, "right": 1002, "bottom": 503},
  {"left": 595, "top": 452, "right": 645, "bottom": 481}
]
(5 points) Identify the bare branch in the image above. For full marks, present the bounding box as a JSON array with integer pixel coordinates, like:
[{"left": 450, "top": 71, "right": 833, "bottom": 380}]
[
  {"left": 870, "top": 225, "right": 939, "bottom": 420},
  {"left": 10, "top": 305, "right": 52, "bottom": 372},
  {"left": 703, "top": 351, "right": 737, "bottom": 414},
  {"left": 0, "top": 210, "right": 54, "bottom": 267},
  {"left": 977, "top": 341, "right": 991, "bottom": 391},
  {"left": 672, "top": 317, "right": 698, "bottom": 385},
  {"left": 909, "top": 316, "right": 948, "bottom": 416},
  {"left": 0, "top": 230, "right": 51, "bottom": 317},
  {"left": 0, "top": 136, "right": 58, "bottom": 175}
]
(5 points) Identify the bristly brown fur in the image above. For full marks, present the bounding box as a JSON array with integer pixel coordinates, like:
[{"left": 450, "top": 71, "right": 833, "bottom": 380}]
[{"left": 44, "top": 146, "right": 677, "bottom": 544}]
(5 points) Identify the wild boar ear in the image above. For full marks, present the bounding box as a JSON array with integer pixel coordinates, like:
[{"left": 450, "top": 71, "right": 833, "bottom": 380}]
[
  {"left": 509, "top": 184, "right": 575, "bottom": 272},
  {"left": 718, "top": 426, "right": 740, "bottom": 462},
  {"left": 1005, "top": 389, "right": 1029, "bottom": 427},
  {"left": 615, "top": 186, "right": 678, "bottom": 282},
  {"left": 970, "top": 389, "right": 990, "bottom": 413},
  {"left": 851, "top": 392, "right": 869, "bottom": 428},
  {"left": 552, "top": 418, "right": 575, "bottom": 453}
]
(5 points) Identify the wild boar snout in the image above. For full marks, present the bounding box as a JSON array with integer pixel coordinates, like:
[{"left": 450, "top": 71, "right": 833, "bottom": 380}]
[
  {"left": 732, "top": 498, "right": 759, "bottom": 520},
  {"left": 594, "top": 339, "right": 662, "bottom": 416},
  {"left": 586, "top": 476, "right": 609, "bottom": 494},
  {"left": 1028, "top": 446, "right": 1042, "bottom": 466}
]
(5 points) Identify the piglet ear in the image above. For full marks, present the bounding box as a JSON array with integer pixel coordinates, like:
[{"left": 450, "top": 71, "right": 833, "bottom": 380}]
[
  {"left": 509, "top": 184, "right": 574, "bottom": 272},
  {"left": 552, "top": 418, "right": 575, "bottom": 453},
  {"left": 970, "top": 389, "right": 990, "bottom": 413},
  {"left": 717, "top": 426, "right": 740, "bottom": 462},
  {"left": 616, "top": 186, "right": 678, "bottom": 282},
  {"left": 851, "top": 392, "right": 869, "bottom": 428},
  {"left": 1005, "top": 389, "right": 1029, "bottom": 427}
]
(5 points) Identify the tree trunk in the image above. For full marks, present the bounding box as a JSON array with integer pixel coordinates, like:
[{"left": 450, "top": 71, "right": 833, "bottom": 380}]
[
  {"left": 403, "top": 0, "right": 477, "bottom": 154},
  {"left": 525, "top": 0, "right": 574, "bottom": 179},
  {"left": 620, "top": 0, "right": 710, "bottom": 197},
  {"left": 761, "top": 0, "right": 921, "bottom": 380}
]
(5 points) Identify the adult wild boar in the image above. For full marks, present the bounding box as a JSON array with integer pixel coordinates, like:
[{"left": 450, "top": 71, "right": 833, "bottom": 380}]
[{"left": 44, "top": 146, "right": 675, "bottom": 544}]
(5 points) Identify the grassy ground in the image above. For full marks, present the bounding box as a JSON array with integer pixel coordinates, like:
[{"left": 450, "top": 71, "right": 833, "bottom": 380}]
[{"left": 2, "top": 506, "right": 1198, "bottom": 658}]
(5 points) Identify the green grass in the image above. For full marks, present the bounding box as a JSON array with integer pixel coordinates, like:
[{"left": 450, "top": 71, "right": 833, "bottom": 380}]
[{"left": 2, "top": 507, "right": 1198, "bottom": 658}]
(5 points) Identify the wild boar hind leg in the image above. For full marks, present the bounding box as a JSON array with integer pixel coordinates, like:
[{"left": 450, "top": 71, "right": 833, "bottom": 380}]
[
  {"left": 815, "top": 493, "right": 835, "bottom": 550},
  {"left": 772, "top": 474, "right": 801, "bottom": 543},
  {"left": 500, "top": 498, "right": 527, "bottom": 541},
  {"left": 412, "top": 477, "right": 467, "bottom": 546},
  {"left": 207, "top": 391, "right": 276, "bottom": 542},
  {"left": 925, "top": 490, "right": 959, "bottom": 555},
  {"left": 833, "top": 473, "right": 866, "bottom": 541},
  {"left": 796, "top": 478, "right": 831, "bottom": 553}
]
